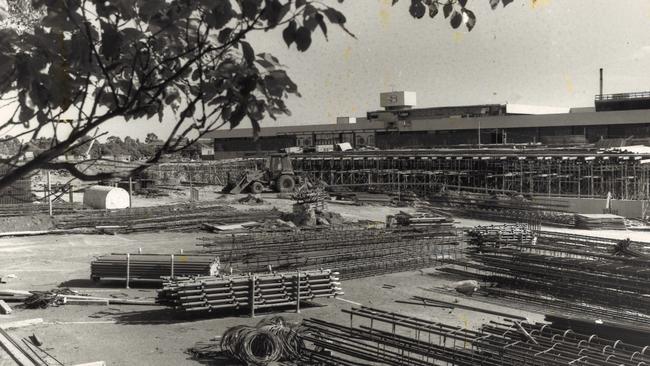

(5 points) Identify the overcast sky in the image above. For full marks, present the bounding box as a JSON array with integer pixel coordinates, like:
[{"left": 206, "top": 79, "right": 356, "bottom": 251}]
[{"left": 6, "top": 0, "right": 650, "bottom": 140}]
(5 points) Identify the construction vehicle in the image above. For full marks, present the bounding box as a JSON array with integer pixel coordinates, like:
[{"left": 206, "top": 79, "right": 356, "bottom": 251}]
[{"left": 222, "top": 153, "right": 296, "bottom": 194}]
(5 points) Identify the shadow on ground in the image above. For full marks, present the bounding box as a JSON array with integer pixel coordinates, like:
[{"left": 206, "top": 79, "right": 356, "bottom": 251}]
[
  {"left": 96, "top": 301, "right": 325, "bottom": 325},
  {"left": 58, "top": 278, "right": 161, "bottom": 289}
]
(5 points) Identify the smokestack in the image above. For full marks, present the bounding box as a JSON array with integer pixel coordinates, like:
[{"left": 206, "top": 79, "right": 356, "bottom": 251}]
[{"left": 599, "top": 68, "right": 603, "bottom": 97}]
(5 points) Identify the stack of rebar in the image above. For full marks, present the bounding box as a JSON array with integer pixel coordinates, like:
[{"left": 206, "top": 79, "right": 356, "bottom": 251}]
[
  {"left": 291, "top": 188, "right": 328, "bottom": 204},
  {"left": 0, "top": 202, "right": 82, "bottom": 217},
  {"left": 299, "top": 306, "right": 650, "bottom": 366},
  {"left": 157, "top": 269, "right": 342, "bottom": 313},
  {"left": 91, "top": 254, "right": 220, "bottom": 282},
  {"left": 197, "top": 227, "right": 461, "bottom": 279},
  {"left": 430, "top": 192, "right": 575, "bottom": 227},
  {"left": 54, "top": 202, "right": 279, "bottom": 232},
  {"left": 441, "top": 228, "right": 650, "bottom": 315},
  {"left": 467, "top": 224, "right": 533, "bottom": 247}
]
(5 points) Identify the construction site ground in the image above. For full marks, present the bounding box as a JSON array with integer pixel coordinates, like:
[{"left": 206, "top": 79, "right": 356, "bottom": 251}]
[{"left": 1, "top": 191, "right": 649, "bottom": 365}]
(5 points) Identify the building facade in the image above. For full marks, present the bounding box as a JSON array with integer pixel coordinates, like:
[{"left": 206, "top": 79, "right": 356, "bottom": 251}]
[{"left": 203, "top": 91, "right": 650, "bottom": 159}]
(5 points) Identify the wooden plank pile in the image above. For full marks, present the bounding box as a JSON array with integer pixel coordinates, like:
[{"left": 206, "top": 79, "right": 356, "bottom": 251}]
[
  {"left": 0, "top": 327, "right": 43, "bottom": 366},
  {"left": 157, "top": 269, "right": 342, "bottom": 313},
  {"left": 575, "top": 213, "right": 626, "bottom": 230},
  {"left": 91, "top": 254, "right": 220, "bottom": 282}
]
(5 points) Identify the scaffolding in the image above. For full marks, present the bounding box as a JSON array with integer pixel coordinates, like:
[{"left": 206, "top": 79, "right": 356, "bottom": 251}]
[{"left": 290, "top": 151, "right": 650, "bottom": 200}]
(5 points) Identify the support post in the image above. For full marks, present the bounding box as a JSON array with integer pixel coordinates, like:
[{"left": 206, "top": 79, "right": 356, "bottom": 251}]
[
  {"left": 249, "top": 275, "right": 256, "bottom": 318},
  {"left": 128, "top": 177, "right": 133, "bottom": 208},
  {"left": 69, "top": 184, "right": 74, "bottom": 209},
  {"left": 125, "top": 253, "right": 130, "bottom": 289},
  {"left": 296, "top": 270, "right": 301, "bottom": 314},
  {"left": 47, "top": 170, "right": 52, "bottom": 217},
  {"left": 170, "top": 254, "right": 175, "bottom": 278}
]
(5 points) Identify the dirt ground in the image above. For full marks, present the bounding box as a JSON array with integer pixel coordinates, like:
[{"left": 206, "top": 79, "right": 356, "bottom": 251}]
[{"left": 1, "top": 192, "right": 649, "bottom": 365}]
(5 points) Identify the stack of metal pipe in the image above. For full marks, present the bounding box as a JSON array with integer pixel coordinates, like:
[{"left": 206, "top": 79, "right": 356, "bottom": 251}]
[
  {"left": 157, "top": 269, "right": 342, "bottom": 313},
  {"left": 91, "top": 254, "right": 219, "bottom": 282}
]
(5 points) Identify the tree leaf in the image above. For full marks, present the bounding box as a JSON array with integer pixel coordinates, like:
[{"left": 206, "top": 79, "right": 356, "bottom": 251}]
[
  {"left": 409, "top": 0, "right": 425, "bottom": 19},
  {"left": 282, "top": 20, "right": 297, "bottom": 47},
  {"left": 261, "top": 0, "right": 286, "bottom": 25},
  {"left": 241, "top": 41, "right": 255, "bottom": 65},
  {"left": 296, "top": 0, "right": 307, "bottom": 8},
  {"left": 218, "top": 27, "right": 232, "bottom": 43},
  {"left": 489, "top": 0, "right": 500, "bottom": 9},
  {"left": 294, "top": 26, "right": 312, "bottom": 52},
  {"left": 502, "top": 0, "right": 514, "bottom": 7},
  {"left": 241, "top": 0, "right": 261, "bottom": 20},
  {"left": 315, "top": 13, "right": 328, "bottom": 40},
  {"left": 229, "top": 105, "right": 246, "bottom": 128},
  {"left": 428, "top": 3, "right": 438, "bottom": 18},
  {"left": 303, "top": 15, "right": 318, "bottom": 31},
  {"left": 458, "top": 0, "right": 467, "bottom": 7},
  {"left": 323, "top": 7, "right": 345, "bottom": 24},
  {"left": 450, "top": 10, "right": 462, "bottom": 28},
  {"left": 100, "top": 21, "right": 122, "bottom": 60},
  {"left": 463, "top": 9, "right": 476, "bottom": 31},
  {"left": 442, "top": 1, "right": 452, "bottom": 18},
  {"left": 392, "top": 0, "right": 399, "bottom": 5},
  {"left": 323, "top": 7, "right": 355, "bottom": 37},
  {"left": 210, "top": 1, "right": 233, "bottom": 29}
]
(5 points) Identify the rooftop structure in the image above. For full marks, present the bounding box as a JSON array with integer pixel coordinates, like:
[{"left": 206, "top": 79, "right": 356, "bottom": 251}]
[{"left": 203, "top": 90, "right": 650, "bottom": 159}]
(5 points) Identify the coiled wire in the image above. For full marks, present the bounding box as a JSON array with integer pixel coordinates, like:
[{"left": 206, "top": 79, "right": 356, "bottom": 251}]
[{"left": 220, "top": 316, "right": 304, "bottom": 365}]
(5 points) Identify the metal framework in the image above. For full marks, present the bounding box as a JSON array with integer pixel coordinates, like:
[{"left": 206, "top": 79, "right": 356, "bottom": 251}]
[
  {"left": 290, "top": 151, "right": 650, "bottom": 200},
  {"left": 299, "top": 306, "right": 650, "bottom": 365}
]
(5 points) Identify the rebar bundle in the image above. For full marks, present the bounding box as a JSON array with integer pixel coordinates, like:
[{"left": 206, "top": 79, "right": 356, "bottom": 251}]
[
  {"left": 443, "top": 229, "right": 650, "bottom": 315},
  {"left": 198, "top": 227, "right": 461, "bottom": 279},
  {"left": 299, "top": 306, "right": 650, "bottom": 366},
  {"left": 467, "top": 224, "right": 532, "bottom": 247},
  {"left": 91, "top": 254, "right": 219, "bottom": 282},
  {"left": 54, "top": 202, "right": 279, "bottom": 232},
  {"left": 157, "top": 269, "right": 342, "bottom": 313},
  {"left": 430, "top": 192, "right": 574, "bottom": 227}
]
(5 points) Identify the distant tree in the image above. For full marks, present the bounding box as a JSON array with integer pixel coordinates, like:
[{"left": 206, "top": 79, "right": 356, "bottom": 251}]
[
  {"left": 0, "top": 0, "right": 514, "bottom": 191},
  {"left": 106, "top": 136, "right": 123, "bottom": 145},
  {"left": 144, "top": 133, "right": 160, "bottom": 144}
]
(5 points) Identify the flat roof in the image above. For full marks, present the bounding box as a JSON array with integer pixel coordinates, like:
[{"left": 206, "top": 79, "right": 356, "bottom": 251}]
[{"left": 204, "top": 109, "right": 650, "bottom": 140}]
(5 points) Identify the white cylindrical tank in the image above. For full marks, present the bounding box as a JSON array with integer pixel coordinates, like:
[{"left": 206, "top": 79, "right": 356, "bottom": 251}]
[{"left": 83, "top": 185, "right": 129, "bottom": 209}]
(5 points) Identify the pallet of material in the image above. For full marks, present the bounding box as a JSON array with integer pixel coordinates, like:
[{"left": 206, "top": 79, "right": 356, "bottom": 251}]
[
  {"left": 91, "top": 254, "right": 220, "bottom": 282},
  {"left": 157, "top": 269, "right": 342, "bottom": 313},
  {"left": 389, "top": 211, "right": 454, "bottom": 228},
  {"left": 575, "top": 213, "right": 626, "bottom": 230}
]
